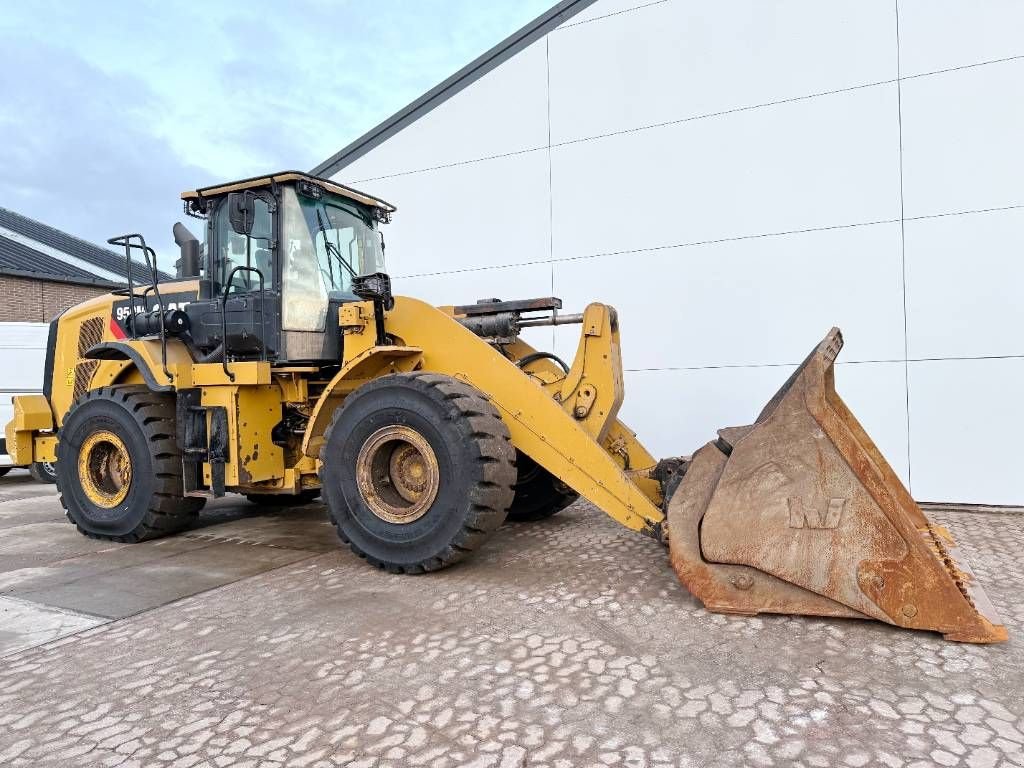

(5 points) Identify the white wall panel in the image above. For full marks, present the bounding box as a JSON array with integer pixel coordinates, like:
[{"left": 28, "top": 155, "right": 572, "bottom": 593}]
[
  {"left": 0, "top": 322, "right": 48, "bottom": 349},
  {"left": 551, "top": 84, "right": 901, "bottom": 260},
  {"left": 908, "top": 358, "right": 1024, "bottom": 504},
  {"left": 561, "top": 0, "right": 657, "bottom": 27},
  {"left": 900, "top": 59, "right": 1024, "bottom": 218},
  {"left": 833, "top": 360, "right": 911, "bottom": 486},
  {"left": 898, "top": 0, "right": 1024, "bottom": 76},
  {"left": 0, "top": 350, "right": 47, "bottom": 391},
  {"left": 619, "top": 361, "right": 909, "bottom": 484},
  {"left": 0, "top": 322, "right": 48, "bottom": 393},
  {"left": 904, "top": 208, "right": 1024, "bottom": 360},
  {"left": 619, "top": 366, "right": 798, "bottom": 460},
  {"left": 335, "top": 42, "right": 549, "bottom": 183},
  {"left": 552, "top": 222, "right": 904, "bottom": 369},
  {"left": 549, "top": 0, "right": 893, "bottom": 143},
  {"left": 327, "top": 4, "right": 1019, "bottom": 504},
  {"left": 359, "top": 150, "right": 550, "bottom": 278}
]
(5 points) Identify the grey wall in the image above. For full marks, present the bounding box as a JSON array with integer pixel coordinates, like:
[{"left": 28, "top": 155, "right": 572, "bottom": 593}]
[{"left": 332, "top": 0, "right": 1024, "bottom": 504}]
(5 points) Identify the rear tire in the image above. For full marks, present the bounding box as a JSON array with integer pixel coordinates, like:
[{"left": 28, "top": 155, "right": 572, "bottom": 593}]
[
  {"left": 0, "top": 467, "right": 10, "bottom": 477},
  {"left": 245, "top": 490, "right": 320, "bottom": 506},
  {"left": 30, "top": 461, "right": 57, "bottom": 484},
  {"left": 321, "top": 372, "right": 516, "bottom": 574},
  {"left": 57, "top": 386, "right": 205, "bottom": 542},
  {"left": 505, "top": 451, "right": 579, "bottom": 522}
]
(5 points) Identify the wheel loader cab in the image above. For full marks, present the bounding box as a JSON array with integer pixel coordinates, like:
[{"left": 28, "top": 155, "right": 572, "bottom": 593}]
[{"left": 181, "top": 173, "right": 393, "bottom": 365}]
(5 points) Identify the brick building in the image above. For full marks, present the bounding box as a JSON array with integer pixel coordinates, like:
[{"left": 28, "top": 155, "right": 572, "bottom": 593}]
[{"left": 0, "top": 207, "right": 166, "bottom": 322}]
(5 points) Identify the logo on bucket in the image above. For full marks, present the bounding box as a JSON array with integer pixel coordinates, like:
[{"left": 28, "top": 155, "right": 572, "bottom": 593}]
[{"left": 788, "top": 497, "right": 847, "bottom": 529}]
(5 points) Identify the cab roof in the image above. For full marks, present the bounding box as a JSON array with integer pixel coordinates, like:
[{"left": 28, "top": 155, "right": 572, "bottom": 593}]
[{"left": 180, "top": 171, "right": 396, "bottom": 213}]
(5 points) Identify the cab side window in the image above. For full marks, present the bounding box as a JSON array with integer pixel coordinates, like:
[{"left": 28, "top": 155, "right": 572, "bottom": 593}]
[{"left": 212, "top": 196, "right": 275, "bottom": 295}]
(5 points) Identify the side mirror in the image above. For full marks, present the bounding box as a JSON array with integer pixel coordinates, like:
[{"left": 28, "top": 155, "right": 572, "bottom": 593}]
[
  {"left": 172, "top": 222, "right": 202, "bottom": 278},
  {"left": 227, "top": 191, "right": 256, "bottom": 236}
]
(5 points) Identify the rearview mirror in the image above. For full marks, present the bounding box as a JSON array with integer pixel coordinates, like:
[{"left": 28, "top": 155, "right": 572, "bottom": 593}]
[{"left": 227, "top": 191, "right": 256, "bottom": 236}]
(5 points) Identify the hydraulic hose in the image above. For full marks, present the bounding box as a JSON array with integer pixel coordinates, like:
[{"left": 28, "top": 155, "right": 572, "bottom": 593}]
[{"left": 515, "top": 351, "right": 569, "bottom": 374}]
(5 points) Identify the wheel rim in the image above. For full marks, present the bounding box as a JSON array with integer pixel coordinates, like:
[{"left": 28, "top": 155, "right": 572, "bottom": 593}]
[
  {"left": 78, "top": 430, "right": 132, "bottom": 508},
  {"left": 356, "top": 425, "right": 439, "bottom": 524}
]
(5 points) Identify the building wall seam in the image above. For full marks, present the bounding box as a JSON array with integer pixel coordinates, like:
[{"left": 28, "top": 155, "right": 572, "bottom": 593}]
[{"left": 340, "top": 54, "right": 1024, "bottom": 187}]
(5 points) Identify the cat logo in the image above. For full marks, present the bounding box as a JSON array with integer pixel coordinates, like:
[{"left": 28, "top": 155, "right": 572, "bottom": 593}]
[{"left": 788, "top": 497, "right": 847, "bottom": 529}]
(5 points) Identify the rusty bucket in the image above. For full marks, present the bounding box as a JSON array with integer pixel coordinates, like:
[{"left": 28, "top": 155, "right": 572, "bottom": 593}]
[{"left": 666, "top": 328, "right": 1007, "bottom": 643}]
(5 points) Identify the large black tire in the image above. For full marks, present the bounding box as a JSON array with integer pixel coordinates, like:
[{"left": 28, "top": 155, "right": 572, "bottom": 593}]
[
  {"left": 321, "top": 372, "right": 517, "bottom": 574},
  {"left": 29, "top": 461, "right": 57, "bottom": 484},
  {"left": 505, "top": 451, "right": 579, "bottom": 522},
  {"left": 0, "top": 467, "right": 10, "bottom": 477},
  {"left": 245, "top": 489, "right": 320, "bottom": 506},
  {"left": 57, "top": 386, "right": 205, "bottom": 542}
]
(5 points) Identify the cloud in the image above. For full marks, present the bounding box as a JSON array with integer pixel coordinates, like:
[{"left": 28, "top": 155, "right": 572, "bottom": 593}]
[
  {"left": 0, "top": 41, "right": 215, "bottom": 269},
  {"left": 0, "top": 0, "right": 554, "bottom": 269}
]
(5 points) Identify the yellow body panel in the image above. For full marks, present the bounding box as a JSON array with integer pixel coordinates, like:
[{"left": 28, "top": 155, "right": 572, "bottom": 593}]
[
  {"left": 5, "top": 395, "right": 54, "bottom": 464},
  {"left": 199, "top": 385, "right": 285, "bottom": 487},
  {"left": 46, "top": 281, "right": 199, "bottom": 424},
  {"left": 33, "top": 435, "right": 57, "bottom": 463}
]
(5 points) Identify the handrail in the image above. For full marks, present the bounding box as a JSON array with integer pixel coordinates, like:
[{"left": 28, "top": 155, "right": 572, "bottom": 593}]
[
  {"left": 219, "top": 266, "right": 266, "bottom": 382},
  {"left": 106, "top": 233, "right": 171, "bottom": 381}
]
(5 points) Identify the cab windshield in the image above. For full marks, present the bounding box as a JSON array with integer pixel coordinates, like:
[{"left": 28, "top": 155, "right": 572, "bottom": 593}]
[{"left": 280, "top": 186, "right": 386, "bottom": 332}]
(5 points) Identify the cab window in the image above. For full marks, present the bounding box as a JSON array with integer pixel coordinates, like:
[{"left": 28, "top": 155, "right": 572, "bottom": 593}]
[{"left": 212, "top": 195, "right": 275, "bottom": 295}]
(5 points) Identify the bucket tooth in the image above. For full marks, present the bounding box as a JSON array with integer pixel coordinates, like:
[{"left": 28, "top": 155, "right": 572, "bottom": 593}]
[{"left": 666, "top": 328, "right": 1007, "bottom": 643}]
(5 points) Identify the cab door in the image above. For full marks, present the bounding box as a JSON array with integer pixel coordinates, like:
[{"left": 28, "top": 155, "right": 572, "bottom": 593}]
[{"left": 190, "top": 191, "right": 281, "bottom": 361}]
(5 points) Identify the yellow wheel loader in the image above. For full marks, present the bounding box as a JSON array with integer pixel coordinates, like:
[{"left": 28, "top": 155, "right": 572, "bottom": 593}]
[{"left": 5, "top": 171, "right": 1006, "bottom": 644}]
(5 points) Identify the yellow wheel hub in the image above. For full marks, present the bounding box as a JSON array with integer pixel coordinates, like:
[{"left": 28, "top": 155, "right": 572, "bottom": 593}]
[
  {"left": 356, "top": 426, "right": 440, "bottom": 524},
  {"left": 78, "top": 430, "right": 132, "bottom": 508}
]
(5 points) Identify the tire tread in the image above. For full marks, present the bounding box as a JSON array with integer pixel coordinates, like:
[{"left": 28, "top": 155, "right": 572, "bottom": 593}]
[
  {"left": 57, "top": 386, "right": 204, "bottom": 542},
  {"left": 321, "top": 372, "right": 516, "bottom": 573}
]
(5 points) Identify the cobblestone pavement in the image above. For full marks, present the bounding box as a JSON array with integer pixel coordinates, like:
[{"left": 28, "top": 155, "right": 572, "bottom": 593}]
[{"left": 0, "top": 496, "right": 1021, "bottom": 768}]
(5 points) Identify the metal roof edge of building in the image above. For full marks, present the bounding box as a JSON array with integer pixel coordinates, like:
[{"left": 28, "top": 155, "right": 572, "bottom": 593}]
[
  {"left": 310, "top": 0, "right": 599, "bottom": 179},
  {"left": 0, "top": 205, "right": 173, "bottom": 282}
]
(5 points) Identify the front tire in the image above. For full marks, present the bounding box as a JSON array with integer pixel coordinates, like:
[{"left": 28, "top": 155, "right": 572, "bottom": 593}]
[
  {"left": 57, "top": 386, "right": 205, "bottom": 542},
  {"left": 321, "top": 373, "right": 517, "bottom": 574}
]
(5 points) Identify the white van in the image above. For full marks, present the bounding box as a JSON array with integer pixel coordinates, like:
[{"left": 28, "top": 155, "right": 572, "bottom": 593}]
[{"left": 0, "top": 321, "right": 57, "bottom": 482}]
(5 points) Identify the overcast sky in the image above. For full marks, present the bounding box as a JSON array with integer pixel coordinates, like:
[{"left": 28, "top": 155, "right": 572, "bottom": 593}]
[{"left": 0, "top": 0, "right": 551, "bottom": 269}]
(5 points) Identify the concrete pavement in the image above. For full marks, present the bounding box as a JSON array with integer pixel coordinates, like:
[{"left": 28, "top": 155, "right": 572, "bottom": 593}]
[{"left": 0, "top": 474, "right": 1022, "bottom": 767}]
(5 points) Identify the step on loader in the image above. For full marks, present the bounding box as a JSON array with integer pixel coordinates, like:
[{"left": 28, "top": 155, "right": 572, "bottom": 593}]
[{"left": 5, "top": 171, "right": 1006, "bottom": 644}]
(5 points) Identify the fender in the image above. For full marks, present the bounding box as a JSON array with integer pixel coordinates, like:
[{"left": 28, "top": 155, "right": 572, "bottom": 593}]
[
  {"left": 84, "top": 342, "right": 174, "bottom": 392},
  {"left": 301, "top": 345, "right": 425, "bottom": 458}
]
